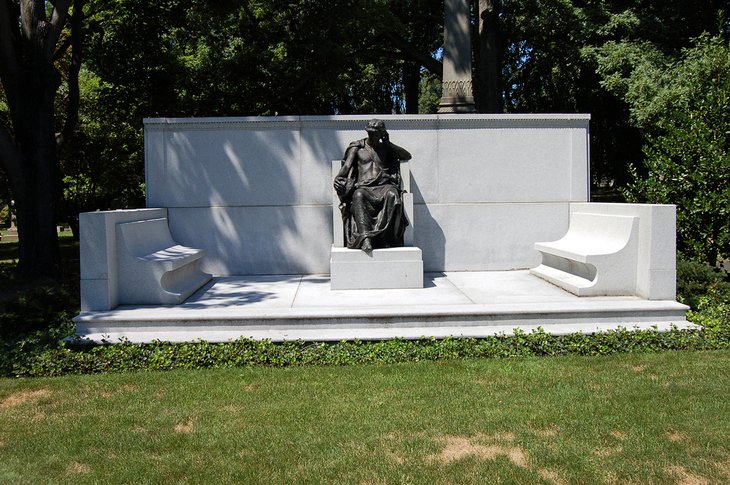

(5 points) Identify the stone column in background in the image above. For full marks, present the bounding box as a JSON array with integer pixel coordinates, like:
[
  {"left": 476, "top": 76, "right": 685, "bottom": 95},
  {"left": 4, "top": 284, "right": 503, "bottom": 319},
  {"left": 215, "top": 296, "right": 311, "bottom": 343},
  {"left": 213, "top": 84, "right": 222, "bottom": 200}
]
[{"left": 438, "top": 0, "right": 476, "bottom": 113}]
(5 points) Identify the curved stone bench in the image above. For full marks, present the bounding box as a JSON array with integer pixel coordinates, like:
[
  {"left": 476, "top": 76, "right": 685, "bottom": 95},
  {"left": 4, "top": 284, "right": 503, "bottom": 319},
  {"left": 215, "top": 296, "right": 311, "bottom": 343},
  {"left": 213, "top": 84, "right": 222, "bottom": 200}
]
[
  {"left": 116, "top": 217, "right": 212, "bottom": 305},
  {"left": 530, "top": 212, "right": 639, "bottom": 296}
]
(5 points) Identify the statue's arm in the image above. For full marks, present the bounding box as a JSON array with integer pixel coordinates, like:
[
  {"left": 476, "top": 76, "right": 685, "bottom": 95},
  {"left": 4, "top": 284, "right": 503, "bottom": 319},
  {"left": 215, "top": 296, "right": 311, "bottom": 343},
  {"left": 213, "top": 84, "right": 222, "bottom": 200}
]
[
  {"left": 384, "top": 131, "right": 412, "bottom": 160},
  {"left": 336, "top": 148, "right": 356, "bottom": 179},
  {"left": 334, "top": 146, "right": 357, "bottom": 193},
  {"left": 390, "top": 143, "right": 412, "bottom": 161}
]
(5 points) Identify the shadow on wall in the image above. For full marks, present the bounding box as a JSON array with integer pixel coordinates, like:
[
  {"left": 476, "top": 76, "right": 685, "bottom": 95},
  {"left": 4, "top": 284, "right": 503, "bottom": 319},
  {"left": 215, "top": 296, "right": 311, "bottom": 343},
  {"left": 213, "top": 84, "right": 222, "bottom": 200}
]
[
  {"left": 158, "top": 126, "right": 332, "bottom": 275},
  {"left": 412, "top": 176, "right": 446, "bottom": 272}
]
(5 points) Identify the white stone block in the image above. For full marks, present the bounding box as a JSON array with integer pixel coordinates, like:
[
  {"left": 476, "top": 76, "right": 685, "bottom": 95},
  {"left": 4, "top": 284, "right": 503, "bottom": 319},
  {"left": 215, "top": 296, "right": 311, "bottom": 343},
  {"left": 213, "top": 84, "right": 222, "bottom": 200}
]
[
  {"left": 437, "top": 126, "right": 572, "bottom": 203},
  {"left": 79, "top": 214, "right": 111, "bottom": 280},
  {"left": 79, "top": 208, "right": 168, "bottom": 311},
  {"left": 415, "top": 202, "right": 570, "bottom": 271},
  {"left": 80, "top": 279, "right": 111, "bottom": 312},
  {"left": 570, "top": 127, "right": 590, "bottom": 201},
  {"left": 148, "top": 124, "right": 301, "bottom": 208},
  {"left": 330, "top": 247, "right": 424, "bottom": 290},
  {"left": 643, "top": 269, "right": 677, "bottom": 301}
]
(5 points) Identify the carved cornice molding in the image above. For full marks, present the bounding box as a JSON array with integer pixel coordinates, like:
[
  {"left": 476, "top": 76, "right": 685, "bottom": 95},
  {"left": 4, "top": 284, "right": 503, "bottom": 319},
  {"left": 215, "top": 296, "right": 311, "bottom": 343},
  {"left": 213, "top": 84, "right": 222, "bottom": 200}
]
[{"left": 143, "top": 114, "right": 591, "bottom": 131}]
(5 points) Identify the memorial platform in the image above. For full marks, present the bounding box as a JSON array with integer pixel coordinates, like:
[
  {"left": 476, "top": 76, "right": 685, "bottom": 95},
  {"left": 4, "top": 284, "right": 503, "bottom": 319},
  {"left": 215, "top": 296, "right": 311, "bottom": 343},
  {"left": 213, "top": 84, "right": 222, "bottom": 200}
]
[{"left": 74, "top": 270, "right": 691, "bottom": 343}]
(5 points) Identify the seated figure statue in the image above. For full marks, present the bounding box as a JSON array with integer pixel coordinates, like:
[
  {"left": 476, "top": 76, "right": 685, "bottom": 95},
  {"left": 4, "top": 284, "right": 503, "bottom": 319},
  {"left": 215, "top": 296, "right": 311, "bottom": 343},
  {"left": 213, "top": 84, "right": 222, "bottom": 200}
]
[{"left": 334, "top": 119, "right": 412, "bottom": 251}]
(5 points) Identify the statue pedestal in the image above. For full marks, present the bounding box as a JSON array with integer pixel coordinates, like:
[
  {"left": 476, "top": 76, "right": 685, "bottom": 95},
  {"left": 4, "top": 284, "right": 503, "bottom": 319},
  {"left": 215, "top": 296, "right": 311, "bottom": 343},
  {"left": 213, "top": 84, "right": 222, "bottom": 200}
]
[{"left": 330, "top": 246, "right": 423, "bottom": 290}]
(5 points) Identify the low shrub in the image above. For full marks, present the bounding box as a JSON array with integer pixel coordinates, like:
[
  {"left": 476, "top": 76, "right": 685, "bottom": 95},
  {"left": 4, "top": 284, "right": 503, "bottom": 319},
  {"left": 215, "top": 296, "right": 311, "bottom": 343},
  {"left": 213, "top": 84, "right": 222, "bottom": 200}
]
[
  {"left": 677, "top": 258, "right": 730, "bottom": 309},
  {"left": 4, "top": 321, "right": 728, "bottom": 378}
]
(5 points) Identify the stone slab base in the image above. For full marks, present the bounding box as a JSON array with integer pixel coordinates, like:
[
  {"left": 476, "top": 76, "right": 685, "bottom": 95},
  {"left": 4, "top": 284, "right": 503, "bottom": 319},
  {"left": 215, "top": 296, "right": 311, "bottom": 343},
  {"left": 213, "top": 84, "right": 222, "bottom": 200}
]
[
  {"left": 73, "top": 271, "right": 691, "bottom": 344},
  {"left": 74, "top": 321, "right": 696, "bottom": 344},
  {"left": 330, "top": 246, "right": 424, "bottom": 290}
]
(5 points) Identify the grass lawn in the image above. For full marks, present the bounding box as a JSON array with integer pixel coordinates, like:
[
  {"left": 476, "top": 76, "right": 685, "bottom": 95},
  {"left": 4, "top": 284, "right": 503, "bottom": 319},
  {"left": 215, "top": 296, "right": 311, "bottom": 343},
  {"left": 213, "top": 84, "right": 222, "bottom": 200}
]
[{"left": 1, "top": 350, "right": 728, "bottom": 484}]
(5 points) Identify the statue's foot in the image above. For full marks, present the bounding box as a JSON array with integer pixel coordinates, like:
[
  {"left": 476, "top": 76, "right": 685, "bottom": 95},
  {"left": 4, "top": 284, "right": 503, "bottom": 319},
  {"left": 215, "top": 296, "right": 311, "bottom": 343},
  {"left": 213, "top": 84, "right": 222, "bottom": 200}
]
[{"left": 361, "top": 238, "right": 373, "bottom": 252}]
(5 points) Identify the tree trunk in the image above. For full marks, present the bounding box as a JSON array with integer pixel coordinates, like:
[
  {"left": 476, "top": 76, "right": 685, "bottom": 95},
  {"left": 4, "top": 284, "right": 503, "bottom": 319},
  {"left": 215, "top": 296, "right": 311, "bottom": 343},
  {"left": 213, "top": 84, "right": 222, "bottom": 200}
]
[
  {"left": 14, "top": 45, "right": 62, "bottom": 277},
  {"left": 0, "top": 0, "right": 71, "bottom": 278},
  {"left": 403, "top": 62, "right": 420, "bottom": 114},
  {"left": 473, "top": 0, "right": 503, "bottom": 113}
]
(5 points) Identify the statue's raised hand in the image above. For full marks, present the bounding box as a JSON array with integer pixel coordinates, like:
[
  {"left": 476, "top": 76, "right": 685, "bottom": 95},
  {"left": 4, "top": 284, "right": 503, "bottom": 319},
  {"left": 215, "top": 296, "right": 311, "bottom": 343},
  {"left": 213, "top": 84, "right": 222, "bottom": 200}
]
[{"left": 333, "top": 176, "right": 347, "bottom": 193}]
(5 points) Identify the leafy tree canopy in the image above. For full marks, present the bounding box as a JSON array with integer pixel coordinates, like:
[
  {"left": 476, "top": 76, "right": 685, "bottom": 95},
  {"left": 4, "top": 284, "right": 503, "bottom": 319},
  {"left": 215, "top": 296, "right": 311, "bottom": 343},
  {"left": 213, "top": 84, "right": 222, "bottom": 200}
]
[{"left": 615, "top": 35, "right": 730, "bottom": 266}]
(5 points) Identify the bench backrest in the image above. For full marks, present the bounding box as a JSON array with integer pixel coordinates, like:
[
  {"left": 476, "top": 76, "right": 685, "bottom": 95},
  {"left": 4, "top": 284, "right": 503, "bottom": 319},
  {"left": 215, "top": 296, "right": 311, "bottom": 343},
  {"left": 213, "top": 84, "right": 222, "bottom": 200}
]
[
  {"left": 117, "top": 218, "right": 177, "bottom": 258},
  {"left": 568, "top": 212, "right": 638, "bottom": 253}
]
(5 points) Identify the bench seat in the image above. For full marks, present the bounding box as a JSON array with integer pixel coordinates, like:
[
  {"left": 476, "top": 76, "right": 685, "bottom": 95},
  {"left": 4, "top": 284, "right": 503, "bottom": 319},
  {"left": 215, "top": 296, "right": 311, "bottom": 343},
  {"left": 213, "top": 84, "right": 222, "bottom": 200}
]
[
  {"left": 116, "top": 218, "right": 212, "bottom": 305},
  {"left": 530, "top": 212, "right": 639, "bottom": 296}
]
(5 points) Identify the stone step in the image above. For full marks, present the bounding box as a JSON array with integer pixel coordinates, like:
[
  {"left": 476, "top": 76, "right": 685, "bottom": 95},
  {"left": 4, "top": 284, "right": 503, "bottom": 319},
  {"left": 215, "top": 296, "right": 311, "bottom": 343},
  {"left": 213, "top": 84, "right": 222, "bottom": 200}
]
[{"left": 530, "top": 264, "right": 593, "bottom": 295}]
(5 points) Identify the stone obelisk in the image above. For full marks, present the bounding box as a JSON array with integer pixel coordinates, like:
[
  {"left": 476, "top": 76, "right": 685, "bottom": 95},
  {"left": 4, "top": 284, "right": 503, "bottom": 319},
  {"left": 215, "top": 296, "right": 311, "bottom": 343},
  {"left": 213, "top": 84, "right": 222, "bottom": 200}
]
[{"left": 438, "top": 0, "right": 476, "bottom": 113}]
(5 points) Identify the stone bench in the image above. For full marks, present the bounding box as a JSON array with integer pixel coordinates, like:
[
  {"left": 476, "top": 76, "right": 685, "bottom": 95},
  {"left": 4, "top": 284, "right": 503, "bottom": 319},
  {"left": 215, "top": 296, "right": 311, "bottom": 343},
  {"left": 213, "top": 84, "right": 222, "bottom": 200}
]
[
  {"left": 530, "top": 212, "right": 639, "bottom": 296},
  {"left": 116, "top": 217, "right": 211, "bottom": 305}
]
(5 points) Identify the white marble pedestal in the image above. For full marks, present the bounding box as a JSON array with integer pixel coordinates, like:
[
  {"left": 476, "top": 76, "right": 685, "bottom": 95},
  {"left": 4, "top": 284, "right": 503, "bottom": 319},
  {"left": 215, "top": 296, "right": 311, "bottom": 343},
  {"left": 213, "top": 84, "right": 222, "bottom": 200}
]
[{"left": 330, "top": 246, "right": 424, "bottom": 290}]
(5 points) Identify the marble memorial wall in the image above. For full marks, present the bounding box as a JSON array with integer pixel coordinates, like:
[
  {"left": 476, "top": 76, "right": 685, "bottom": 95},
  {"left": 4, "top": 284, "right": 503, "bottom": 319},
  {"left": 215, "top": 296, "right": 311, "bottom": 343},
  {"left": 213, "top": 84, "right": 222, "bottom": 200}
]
[{"left": 143, "top": 114, "right": 590, "bottom": 275}]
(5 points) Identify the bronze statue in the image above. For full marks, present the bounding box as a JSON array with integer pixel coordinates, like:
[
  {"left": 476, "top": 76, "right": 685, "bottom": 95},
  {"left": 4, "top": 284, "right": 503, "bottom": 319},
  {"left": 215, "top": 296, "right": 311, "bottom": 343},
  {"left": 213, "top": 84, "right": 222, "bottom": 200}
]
[{"left": 334, "top": 119, "right": 412, "bottom": 251}]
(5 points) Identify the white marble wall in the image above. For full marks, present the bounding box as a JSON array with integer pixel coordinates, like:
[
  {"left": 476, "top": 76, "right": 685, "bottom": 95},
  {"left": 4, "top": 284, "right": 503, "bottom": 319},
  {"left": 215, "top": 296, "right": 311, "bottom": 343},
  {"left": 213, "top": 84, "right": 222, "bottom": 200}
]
[{"left": 144, "top": 114, "right": 590, "bottom": 275}]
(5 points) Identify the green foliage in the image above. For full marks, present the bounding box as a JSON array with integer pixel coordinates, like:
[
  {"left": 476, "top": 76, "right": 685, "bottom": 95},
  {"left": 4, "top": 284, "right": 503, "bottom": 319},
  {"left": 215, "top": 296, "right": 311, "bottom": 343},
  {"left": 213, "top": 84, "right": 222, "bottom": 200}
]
[
  {"left": 679, "top": 259, "right": 730, "bottom": 331},
  {"left": 619, "top": 35, "right": 730, "bottom": 265},
  {"left": 60, "top": 69, "right": 145, "bottom": 219},
  {"left": 418, "top": 70, "right": 441, "bottom": 113},
  {"left": 47, "top": 0, "right": 727, "bottom": 217},
  {"left": 0, "top": 237, "right": 79, "bottom": 374},
  {"left": 2, "top": 321, "right": 726, "bottom": 378},
  {"left": 676, "top": 258, "right": 730, "bottom": 309},
  {"left": 53, "top": 0, "right": 444, "bottom": 219},
  {"left": 687, "top": 289, "right": 730, "bottom": 331},
  {"left": 593, "top": 40, "right": 671, "bottom": 124},
  {"left": 499, "top": 0, "right": 727, "bottom": 186},
  {"left": 0, "top": 283, "right": 77, "bottom": 377},
  {"left": 84, "top": 0, "right": 441, "bottom": 118}
]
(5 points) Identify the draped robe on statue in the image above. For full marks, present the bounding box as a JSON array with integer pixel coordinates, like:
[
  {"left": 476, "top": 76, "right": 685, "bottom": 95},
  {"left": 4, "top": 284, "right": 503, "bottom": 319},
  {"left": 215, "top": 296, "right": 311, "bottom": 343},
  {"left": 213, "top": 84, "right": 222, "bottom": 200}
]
[{"left": 336, "top": 139, "right": 408, "bottom": 249}]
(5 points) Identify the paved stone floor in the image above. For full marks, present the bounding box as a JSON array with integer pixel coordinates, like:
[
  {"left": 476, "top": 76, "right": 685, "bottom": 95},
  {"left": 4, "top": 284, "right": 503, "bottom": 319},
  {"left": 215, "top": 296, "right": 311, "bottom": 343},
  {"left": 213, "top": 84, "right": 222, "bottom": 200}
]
[{"left": 75, "top": 270, "right": 691, "bottom": 343}]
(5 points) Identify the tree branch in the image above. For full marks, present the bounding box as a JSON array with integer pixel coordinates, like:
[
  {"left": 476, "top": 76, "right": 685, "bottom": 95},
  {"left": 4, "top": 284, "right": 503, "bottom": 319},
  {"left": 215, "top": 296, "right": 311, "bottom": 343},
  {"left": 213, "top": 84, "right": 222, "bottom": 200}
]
[
  {"left": 0, "top": 0, "right": 24, "bottom": 126},
  {"left": 381, "top": 31, "right": 443, "bottom": 78},
  {"left": 46, "top": 0, "right": 71, "bottom": 60},
  {"left": 53, "top": 32, "right": 72, "bottom": 61},
  {"left": 19, "top": 0, "right": 44, "bottom": 40},
  {"left": 57, "top": 0, "right": 82, "bottom": 150},
  {"left": 0, "top": 1, "right": 19, "bottom": 79},
  {"left": 54, "top": 10, "right": 99, "bottom": 61}
]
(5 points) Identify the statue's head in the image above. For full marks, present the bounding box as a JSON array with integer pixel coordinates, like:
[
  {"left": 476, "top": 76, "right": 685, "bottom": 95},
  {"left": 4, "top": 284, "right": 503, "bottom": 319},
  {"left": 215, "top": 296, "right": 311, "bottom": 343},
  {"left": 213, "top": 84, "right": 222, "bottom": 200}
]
[{"left": 366, "top": 119, "right": 386, "bottom": 133}]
